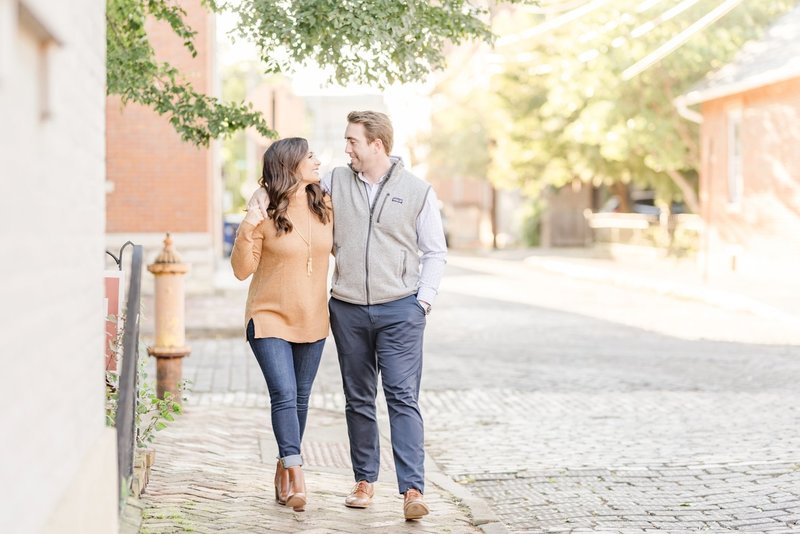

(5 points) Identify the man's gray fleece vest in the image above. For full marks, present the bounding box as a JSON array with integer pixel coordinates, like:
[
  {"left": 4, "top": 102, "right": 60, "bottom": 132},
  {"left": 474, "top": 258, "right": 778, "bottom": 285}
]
[{"left": 329, "top": 160, "right": 431, "bottom": 305}]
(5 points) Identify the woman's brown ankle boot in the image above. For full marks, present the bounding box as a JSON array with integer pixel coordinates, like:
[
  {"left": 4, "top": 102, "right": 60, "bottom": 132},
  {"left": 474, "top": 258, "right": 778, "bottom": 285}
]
[
  {"left": 285, "top": 466, "right": 307, "bottom": 512},
  {"left": 274, "top": 460, "right": 289, "bottom": 505}
]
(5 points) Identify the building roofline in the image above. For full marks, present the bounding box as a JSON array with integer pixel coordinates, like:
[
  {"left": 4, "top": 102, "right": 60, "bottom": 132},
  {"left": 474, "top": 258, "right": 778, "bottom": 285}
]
[{"left": 681, "top": 64, "right": 800, "bottom": 106}]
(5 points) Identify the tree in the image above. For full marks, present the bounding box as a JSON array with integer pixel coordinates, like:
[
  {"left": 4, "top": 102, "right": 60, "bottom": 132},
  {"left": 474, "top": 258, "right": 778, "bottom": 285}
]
[
  {"left": 107, "top": 0, "right": 518, "bottom": 146},
  {"left": 219, "top": 61, "right": 266, "bottom": 213},
  {"left": 486, "top": 0, "right": 795, "bottom": 211}
]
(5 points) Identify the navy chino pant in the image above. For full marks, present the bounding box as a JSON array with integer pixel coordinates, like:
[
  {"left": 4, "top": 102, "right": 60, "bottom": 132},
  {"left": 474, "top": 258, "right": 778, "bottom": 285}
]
[{"left": 329, "top": 294, "right": 427, "bottom": 494}]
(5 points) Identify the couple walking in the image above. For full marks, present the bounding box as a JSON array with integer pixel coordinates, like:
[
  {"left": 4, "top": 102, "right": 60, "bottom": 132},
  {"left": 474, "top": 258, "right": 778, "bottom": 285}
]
[{"left": 230, "top": 111, "right": 447, "bottom": 520}]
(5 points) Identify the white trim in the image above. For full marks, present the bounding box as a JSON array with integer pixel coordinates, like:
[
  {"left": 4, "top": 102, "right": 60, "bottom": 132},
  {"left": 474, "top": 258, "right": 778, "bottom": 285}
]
[
  {"left": 682, "top": 61, "right": 800, "bottom": 105},
  {"left": 726, "top": 109, "right": 743, "bottom": 209},
  {"left": 15, "top": 1, "right": 62, "bottom": 121},
  {"left": 673, "top": 95, "right": 703, "bottom": 124},
  {"left": 0, "top": 0, "right": 13, "bottom": 85}
]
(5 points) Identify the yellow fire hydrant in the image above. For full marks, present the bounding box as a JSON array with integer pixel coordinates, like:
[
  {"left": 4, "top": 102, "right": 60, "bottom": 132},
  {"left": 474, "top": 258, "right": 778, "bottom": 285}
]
[{"left": 147, "top": 233, "right": 191, "bottom": 402}]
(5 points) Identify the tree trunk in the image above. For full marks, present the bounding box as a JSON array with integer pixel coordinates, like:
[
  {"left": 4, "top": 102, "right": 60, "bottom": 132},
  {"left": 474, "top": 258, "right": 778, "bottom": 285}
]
[
  {"left": 665, "top": 169, "right": 700, "bottom": 214},
  {"left": 490, "top": 184, "right": 499, "bottom": 249},
  {"left": 611, "top": 182, "right": 631, "bottom": 212}
]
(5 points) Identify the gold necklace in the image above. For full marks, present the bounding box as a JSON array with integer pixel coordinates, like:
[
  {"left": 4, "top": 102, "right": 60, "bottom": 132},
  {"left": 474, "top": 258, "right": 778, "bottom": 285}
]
[{"left": 287, "top": 209, "right": 312, "bottom": 276}]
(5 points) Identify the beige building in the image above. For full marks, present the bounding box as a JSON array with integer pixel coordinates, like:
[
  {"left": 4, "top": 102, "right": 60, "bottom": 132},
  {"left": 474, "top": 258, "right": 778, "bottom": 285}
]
[
  {"left": 0, "top": 0, "right": 118, "bottom": 533},
  {"left": 678, "top": 6, "right": 800, "bottom": 283}
]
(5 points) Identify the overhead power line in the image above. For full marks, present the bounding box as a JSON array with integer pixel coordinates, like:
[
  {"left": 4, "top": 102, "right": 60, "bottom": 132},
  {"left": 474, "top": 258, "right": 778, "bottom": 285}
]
[
  {"left": 631, "top": 0, "right": 703, "bottom": 38},
  {"left": 622, "top": 0, "right": 745, "bottom": 80},
  {"left": 521, "top": 0, "right": 599, "bottom": 15},
  {"left": 496, "top": 0, "right": 613, "bottom": 46},
  {"left": 635, "top": 0, "right": 667, "bottom": 14}
]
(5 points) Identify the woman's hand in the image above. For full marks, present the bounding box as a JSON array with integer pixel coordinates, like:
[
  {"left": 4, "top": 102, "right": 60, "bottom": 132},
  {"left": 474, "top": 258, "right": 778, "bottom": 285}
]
[
  {"left": 243, "top": 204, "right": 264, "bottom": 226},
  {"left": 244, "top": 187, "right": 269, "bottom": 225},
  {"left": 247, "top": 187, "right": 269, "bottom": 217}
]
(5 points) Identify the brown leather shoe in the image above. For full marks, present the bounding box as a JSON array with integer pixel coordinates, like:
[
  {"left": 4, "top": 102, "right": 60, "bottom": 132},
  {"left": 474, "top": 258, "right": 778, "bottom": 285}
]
[
  {"left": 344, "top": 480, "right": 374, "bottom": 508},
  {"left": 274, "top": 460, "right": 289, "bottom": 505},
  {"left": 403, "top": 488, "right": 429, "bottom": 520},
  {"left": 285, "top": 466, "right": 307, "bottom": 512}
]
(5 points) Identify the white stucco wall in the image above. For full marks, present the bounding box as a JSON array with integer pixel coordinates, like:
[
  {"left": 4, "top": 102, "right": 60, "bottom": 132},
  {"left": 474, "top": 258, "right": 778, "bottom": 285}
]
[{"left": 0, "top": 1, "right": 118, "bottom": 532}]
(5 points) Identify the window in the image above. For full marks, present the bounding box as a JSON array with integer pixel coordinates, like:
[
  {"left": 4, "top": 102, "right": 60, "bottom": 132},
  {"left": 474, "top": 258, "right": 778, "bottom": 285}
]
[
  {"left": 726, "top": 110, "right": 743, "bottom": 206},
  {"left": 14, "top": 1, "right": 61, "bottom": 121},
  {"left": 0, "top": 0, "right": 11, "bottom": 83}
]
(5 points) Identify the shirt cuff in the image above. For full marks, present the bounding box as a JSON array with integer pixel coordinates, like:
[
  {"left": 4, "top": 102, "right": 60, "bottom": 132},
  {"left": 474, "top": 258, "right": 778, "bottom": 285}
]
[{"left": 416, "top": 287, "right": 437, "bottom": 306}]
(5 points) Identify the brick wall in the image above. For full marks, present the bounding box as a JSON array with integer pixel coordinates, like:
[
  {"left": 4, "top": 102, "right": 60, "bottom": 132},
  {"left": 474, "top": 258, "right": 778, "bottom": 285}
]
[
  {"left": 0, "top": 0, "right": 118, "bottom": 532},
  {"left": 700, "top": 77, "right": 800, "bottom": 276},
  {"left": 106, "top": 0, "right": 218, "bottom": 293},
  {"left": 106, "top": 0, "right": 214, "bottom": 235}
]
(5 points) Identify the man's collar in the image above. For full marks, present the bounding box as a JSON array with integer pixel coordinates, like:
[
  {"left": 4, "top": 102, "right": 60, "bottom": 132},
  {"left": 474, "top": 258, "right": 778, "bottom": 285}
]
[
  {"left": 353, "top": 156, "right": 403, "bottom": 185},
  {"left": 357, "top": 171, "right": 386, "bottom": 185}
]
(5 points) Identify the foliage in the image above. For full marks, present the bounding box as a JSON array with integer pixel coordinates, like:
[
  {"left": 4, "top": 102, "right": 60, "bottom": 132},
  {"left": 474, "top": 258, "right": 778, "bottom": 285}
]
[
  {"left": 486, "top": 1, "right": 796, "bottom": 210},
  {"left": 107, "top": 0, "right": 530, "bottom": 146},
  {"left": 225, "top": 0, "right": 495, "bottom": 87},
  {"left": 135, "top": 355, "right": 185, "bottom": 449},
  {"left": 107, "top": 0, "right": 274, "bottom": 146},
  {"left": 425, "top": 92, "right": 493, "bottom": 183},
  {"left": 105, "top": 315, "right": 187, "bottom": 449},
  {"left": 520, "top": 196, "right": 544, "bottom": 247},
  {"left": 220, "top": 61, "right": 267, "bottom": 213}
]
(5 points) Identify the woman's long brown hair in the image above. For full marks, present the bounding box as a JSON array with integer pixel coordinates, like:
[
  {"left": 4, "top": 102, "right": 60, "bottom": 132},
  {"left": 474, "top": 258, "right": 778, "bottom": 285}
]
[{"left": 258, "top": 137, "right": 331, "bottom": 235}]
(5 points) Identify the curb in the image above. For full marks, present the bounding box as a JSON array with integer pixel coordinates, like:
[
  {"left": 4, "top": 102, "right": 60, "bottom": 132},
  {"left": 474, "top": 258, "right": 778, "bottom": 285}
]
[
  {"left": 425, "top": 467, "right": 510, "bottom": 534},
  {"left": 376, "top": 425, "right": 509, "bottom": 533},
  {"left": 119, "top": 495, "right": 143, "bottom": 534}
]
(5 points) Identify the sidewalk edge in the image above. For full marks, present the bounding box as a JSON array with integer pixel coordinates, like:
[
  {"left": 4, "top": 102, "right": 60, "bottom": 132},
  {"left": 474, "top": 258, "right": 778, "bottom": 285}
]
[
  {"left": 424, "top": 459, "right": 510, "bottom": 534},
  {"left": 119, "top": 495, "right": 143, "bottom": 534}
]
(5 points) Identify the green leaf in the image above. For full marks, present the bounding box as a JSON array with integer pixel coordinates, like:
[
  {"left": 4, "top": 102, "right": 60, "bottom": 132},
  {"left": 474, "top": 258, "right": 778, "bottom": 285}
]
[
  {"left": 107, "top": 0, "right": 524, "bottom": 145},
  {"left": 480, "top": 0, "right": 796, "bottom": 208}
]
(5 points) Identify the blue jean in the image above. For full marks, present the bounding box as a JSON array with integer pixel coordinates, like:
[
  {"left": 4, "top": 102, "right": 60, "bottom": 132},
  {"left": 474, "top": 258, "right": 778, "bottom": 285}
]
[
  {"left": 329, "top": 295, "right": 427, "bottom": 494},
  {"left": 247, "top": 320, "right": 325, "bottom": 467}
]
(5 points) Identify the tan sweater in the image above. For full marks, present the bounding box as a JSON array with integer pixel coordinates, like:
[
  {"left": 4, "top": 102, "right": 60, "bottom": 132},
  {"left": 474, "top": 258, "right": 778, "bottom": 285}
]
[{"left": 231, "top": 197, "right": 333, "bottom": 343}]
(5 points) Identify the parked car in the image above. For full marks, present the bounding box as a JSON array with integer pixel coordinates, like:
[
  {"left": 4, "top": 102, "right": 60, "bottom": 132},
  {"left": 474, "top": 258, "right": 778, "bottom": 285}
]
[
  {"left": 600, "top": 191, "right": 685, "bottom": 218},
  {"left": 222, "top": 212, "right": 244, "bottom": 257}
]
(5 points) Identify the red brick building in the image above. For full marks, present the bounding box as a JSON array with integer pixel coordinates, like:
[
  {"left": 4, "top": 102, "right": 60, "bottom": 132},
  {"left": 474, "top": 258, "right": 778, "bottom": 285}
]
[
  {"left": 106, "top": 0, "right": 219, "bottom": 292},
  {"left": 677, "top": 6, "right": 800, "bottom": 280}
]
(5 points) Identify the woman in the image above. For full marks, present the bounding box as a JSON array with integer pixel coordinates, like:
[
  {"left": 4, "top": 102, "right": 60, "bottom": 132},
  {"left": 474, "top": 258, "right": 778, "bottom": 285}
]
[{"left": 231, "top": 137, "right": 333, "bottom": 512}]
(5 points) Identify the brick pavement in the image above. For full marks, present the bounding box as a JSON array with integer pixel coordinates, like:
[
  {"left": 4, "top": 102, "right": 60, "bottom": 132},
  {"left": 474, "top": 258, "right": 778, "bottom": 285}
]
[
  {"left": 139, "top": 329, "right": 503, "bottom": 534},
  {"left": 138, "top": 252, "right": 800, "bottom": 533},
  {"left": 139, "top": 402, "right": 491, "bottom": 534}
]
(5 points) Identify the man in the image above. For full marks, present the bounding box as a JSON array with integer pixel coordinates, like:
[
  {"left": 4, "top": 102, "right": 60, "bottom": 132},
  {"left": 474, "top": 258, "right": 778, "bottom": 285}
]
[
  {"left": 326, "top": 111, "right": 447, "bottom": 520},
  {"left": 250, "top": 111, "right": 446, "bottom": 520}
]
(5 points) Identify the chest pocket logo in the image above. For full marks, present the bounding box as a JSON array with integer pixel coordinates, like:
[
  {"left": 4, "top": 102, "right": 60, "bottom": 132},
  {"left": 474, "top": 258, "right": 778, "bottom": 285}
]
[{"left": 376, "top": 193, "right": 405, "bottom": 224}]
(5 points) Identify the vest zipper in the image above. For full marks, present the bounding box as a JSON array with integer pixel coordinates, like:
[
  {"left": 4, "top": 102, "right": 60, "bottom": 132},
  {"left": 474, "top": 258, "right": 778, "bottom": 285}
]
[
  {"left": 376, "top": 193, "right": 390, "bottom": 223},
  {"left": 364, "top": 169, "right": 394, "bottom": 304}
]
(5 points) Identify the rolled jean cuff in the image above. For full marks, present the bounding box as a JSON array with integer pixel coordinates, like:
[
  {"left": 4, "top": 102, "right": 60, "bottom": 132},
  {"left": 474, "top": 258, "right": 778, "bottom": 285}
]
[{"left": 280, "top": 454, "right": 303, "bottom": 468}]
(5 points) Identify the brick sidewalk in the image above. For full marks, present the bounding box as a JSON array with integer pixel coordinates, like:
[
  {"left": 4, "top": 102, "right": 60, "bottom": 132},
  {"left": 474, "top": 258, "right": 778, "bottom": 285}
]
[{"left": 138, "top": 402, "right": 496, "bottom": 534}]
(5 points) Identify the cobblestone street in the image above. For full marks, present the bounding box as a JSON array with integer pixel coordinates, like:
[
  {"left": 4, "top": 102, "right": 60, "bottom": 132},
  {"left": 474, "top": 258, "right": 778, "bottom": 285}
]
[{"left": 142, "top": 252, "right": 800, "bottom": 533}]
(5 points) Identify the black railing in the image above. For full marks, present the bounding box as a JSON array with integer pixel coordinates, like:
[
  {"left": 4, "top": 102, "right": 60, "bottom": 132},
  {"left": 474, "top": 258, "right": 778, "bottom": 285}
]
[
  {"left": 106, "top": 240, "right": 134, "bottom": 271},
  {"left": 114, "top": 244, "right": 143, "bottom": 493}
]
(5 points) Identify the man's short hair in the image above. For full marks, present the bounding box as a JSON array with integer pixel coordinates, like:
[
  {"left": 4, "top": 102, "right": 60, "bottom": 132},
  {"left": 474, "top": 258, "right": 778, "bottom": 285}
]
[{"left": 347, "top": 111, "right": 393, "bottom": 154}]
